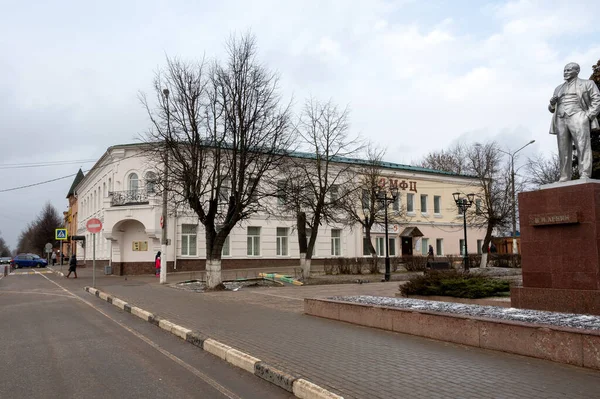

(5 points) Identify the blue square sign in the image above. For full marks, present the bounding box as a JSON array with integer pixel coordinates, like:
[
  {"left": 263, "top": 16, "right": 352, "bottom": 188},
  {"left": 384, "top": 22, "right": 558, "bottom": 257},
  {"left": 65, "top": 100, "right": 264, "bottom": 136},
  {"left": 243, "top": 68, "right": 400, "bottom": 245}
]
[{"left": 55, "top": 228, "right": 68, "bottom": 240}]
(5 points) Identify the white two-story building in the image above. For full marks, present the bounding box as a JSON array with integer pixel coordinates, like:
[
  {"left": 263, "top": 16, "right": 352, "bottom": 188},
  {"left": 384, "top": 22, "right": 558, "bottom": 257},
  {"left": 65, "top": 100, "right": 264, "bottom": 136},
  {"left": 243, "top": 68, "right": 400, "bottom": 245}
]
[{"left": 72, "top": 143, "right": 485, "bottom": 275}]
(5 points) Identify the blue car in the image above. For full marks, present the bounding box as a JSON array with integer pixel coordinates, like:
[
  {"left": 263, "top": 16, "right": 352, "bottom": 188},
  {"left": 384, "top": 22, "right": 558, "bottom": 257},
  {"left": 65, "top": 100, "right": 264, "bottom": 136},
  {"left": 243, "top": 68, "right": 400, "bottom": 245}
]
[{"left": 11, "top": 253, "right": 48, "bottom": 269}]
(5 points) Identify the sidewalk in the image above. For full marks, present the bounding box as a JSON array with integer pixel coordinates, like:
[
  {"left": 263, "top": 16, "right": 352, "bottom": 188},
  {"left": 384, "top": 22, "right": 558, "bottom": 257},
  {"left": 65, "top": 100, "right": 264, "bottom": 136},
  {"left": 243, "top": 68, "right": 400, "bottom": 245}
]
[{"left": 55, "top": 267, "right": 600, "bottom": 399}]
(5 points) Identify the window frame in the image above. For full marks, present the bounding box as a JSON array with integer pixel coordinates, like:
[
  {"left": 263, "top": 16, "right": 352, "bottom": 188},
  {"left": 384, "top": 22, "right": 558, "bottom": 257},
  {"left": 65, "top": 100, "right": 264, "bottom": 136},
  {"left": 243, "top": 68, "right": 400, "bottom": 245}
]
[
  {"left": 247, "top": 226, "right": 261, "bottom": 256},
  {"left": 330, "top": 229, "right": 341, "bottom": 256},
  {"left": 406, "top": 193, "right": 415, "bottom": 213},
  {"left": 276, "top": 227, "right": 289, "bottom": 256},
  {"left": 433, "top": 195, "right": 441, "bottom": 214},
  {"left": 128, "top": 173, "right": 139, "bottom": 193},
  {"left": 181, "top": 224, "right": 197, "bottom": 257},
  {"left": 420, "top": 194, "right": 428, "bottom": 214}
]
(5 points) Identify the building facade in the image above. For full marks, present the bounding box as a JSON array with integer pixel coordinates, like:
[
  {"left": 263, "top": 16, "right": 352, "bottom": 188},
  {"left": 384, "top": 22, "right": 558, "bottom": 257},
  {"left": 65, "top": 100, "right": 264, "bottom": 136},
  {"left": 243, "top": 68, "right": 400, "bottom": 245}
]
[{"left": 73, "top": 144, "right": 486, "bottom": 275}]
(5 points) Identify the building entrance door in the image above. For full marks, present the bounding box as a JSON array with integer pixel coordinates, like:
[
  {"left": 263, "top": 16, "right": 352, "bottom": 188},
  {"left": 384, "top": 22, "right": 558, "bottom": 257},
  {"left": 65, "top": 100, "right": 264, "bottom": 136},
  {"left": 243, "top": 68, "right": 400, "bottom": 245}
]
[{"left": 401, "top": 237, "right": 413, "bottom": 255}]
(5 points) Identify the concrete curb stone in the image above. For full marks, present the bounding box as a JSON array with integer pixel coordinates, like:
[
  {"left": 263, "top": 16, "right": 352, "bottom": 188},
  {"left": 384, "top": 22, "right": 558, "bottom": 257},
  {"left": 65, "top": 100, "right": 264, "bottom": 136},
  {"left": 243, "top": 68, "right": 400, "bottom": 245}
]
[{"left": 84, "top": 286, "right": 343, "bottom": 399}]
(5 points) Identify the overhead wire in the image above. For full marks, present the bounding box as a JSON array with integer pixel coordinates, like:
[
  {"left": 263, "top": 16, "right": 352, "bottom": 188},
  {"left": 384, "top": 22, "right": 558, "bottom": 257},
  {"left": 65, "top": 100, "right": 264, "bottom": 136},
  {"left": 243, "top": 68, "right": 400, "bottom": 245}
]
[
  {"left": 0, "top": 159, "right": 96, "bottom": 170},
  {"left": 0, "top": 146, "right": 155, "bottom": 194}
]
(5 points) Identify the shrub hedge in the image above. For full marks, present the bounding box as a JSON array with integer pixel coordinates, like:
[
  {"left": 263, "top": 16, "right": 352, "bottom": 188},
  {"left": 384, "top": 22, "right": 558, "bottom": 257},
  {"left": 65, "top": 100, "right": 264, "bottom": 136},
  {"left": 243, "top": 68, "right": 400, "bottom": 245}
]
[{"left": 399, "top": 270, "right": 510, "bottom": 299}]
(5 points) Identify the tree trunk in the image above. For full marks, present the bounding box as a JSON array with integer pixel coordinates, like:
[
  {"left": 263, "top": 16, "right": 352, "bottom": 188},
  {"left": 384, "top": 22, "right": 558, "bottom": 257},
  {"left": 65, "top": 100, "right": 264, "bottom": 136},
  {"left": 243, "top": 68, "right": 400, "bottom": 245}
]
[
  {"left": 480, "top": 223, "right": 494, "bottom": 268},
  {"left": 206, "top": 259, "right": 222, "bottom": 288},
  {"left": 302, "top": 256, "right": 311, "bottom": 279},
  {"left": 479, "top": 252, "right": 488, "bottom": 268}
]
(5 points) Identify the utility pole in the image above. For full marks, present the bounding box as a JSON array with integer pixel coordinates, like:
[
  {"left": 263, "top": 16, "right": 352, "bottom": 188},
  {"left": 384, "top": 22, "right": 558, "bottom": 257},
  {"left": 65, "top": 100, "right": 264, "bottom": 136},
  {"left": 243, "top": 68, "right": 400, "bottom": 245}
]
[
  {"left": 499, "top": 140, "right": 535, "bottom": 255},
  {"left": 160, "top": 88, "right": 170, "bottom": 284}
]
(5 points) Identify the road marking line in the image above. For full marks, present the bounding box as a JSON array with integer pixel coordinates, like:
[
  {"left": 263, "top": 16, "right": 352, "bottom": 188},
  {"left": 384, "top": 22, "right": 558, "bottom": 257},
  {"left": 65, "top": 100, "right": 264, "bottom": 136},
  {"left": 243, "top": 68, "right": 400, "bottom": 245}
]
[
  {"left": 35, "top": 272, "right": 242, "bottom": 399},
  {"left": 249, "top": 291, "right": 304, "bottom": 301},
  {"left": 0, "top": 290, "right": 74, "bottom": 298}
]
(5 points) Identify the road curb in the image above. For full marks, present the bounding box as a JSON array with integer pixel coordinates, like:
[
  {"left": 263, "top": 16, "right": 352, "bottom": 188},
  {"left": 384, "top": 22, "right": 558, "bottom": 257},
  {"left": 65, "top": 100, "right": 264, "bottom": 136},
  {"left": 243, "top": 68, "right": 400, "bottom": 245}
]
[{"left": 84, "top": 286, "right": 343, "bottom": 399}]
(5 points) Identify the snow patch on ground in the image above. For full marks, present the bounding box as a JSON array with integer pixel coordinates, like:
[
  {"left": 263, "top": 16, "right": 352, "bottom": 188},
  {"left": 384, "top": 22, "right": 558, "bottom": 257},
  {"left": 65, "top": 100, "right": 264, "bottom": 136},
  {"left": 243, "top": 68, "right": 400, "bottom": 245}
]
[{"left": 329, "top": 295, "right": 600, "bottom": 331}]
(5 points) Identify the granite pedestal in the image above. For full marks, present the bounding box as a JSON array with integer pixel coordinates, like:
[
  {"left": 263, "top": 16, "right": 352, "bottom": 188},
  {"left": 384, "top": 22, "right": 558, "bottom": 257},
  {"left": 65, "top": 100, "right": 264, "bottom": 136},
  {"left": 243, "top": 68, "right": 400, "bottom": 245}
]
[{"left": 511, "top": 180, "right": 600, "bottom": 315}]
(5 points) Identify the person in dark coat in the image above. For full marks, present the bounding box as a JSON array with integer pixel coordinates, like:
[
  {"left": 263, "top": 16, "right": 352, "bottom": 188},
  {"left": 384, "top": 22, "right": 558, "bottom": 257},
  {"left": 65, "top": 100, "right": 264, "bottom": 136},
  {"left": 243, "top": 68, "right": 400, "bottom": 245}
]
[{"left": 66, "top": 254, "right": 77, "bottom": 278}]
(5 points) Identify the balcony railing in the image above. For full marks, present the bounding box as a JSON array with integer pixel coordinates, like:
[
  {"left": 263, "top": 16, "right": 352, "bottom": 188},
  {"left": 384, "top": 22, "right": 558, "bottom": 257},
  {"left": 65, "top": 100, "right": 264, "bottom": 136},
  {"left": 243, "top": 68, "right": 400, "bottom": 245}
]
[{"left": 110, "top": 190, "right": 149, "bottom": 206}]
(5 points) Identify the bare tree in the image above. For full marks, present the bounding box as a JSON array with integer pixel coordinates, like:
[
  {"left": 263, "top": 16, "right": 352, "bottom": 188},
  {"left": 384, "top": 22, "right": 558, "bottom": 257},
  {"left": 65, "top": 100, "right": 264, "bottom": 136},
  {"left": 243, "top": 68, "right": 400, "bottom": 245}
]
[
  {"left": 276, "top": 98, "right": 363, "bottom": 278},
  {"left": 417, "top": 143, "right": 469, "bottom": 174},
  {"left": 415, "top": 142, "right": 512, "bottom": 266},
  {"left": 335, "top": 143, "right": 409, "bottom": 273},
  {"left": 525, "top": 153, "right": 560, "bottom": 188},
  {"left": 141, "top": 33, "right": 293, "bottom": 288},
  {"left": 16, "top": 203, "right": 62, "bottom": 256},
  {"left": 465, "top": 143, "right": 512, "bottom": 259},
  {"left": 0, "top": 233, "right": 11, "bottom": 257}
]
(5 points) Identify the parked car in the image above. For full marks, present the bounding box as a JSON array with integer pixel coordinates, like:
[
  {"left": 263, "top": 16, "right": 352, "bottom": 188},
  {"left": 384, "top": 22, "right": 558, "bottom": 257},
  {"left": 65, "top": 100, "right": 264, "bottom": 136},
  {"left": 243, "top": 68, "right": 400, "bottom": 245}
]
[
  {"left": 0, "top": 257, "right": 11, "bottom": 265},
  {"left": 11, "top": 253, "right": 48, "bottom": 269}
]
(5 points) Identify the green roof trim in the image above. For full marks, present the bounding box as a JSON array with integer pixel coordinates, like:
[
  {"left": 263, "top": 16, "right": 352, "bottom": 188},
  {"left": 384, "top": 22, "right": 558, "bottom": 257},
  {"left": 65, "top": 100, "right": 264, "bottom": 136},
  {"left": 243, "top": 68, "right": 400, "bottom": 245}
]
[
  {"left": 103, "top": 142, "right": 474, "bottom": 179},
  {"left": 67, "top": 169, "right": 85, "bottom": 198}
]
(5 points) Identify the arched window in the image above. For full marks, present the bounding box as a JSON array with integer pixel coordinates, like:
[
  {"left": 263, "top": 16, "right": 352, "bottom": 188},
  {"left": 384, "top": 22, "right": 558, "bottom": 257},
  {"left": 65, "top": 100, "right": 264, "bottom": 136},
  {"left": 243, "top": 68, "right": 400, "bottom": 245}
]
[
  {"left": 145, "top": 172, "right": 157, "bottom": 194},
  {"left": 128, "top": 173, "right": 139, "bottom": 193}
]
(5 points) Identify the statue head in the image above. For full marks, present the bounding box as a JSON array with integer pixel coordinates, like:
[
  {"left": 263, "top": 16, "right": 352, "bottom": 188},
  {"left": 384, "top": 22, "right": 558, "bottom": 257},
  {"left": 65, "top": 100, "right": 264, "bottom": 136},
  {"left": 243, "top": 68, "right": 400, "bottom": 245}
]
[{"left": 564, "top": 62, "right": 580, "bottom": 81}]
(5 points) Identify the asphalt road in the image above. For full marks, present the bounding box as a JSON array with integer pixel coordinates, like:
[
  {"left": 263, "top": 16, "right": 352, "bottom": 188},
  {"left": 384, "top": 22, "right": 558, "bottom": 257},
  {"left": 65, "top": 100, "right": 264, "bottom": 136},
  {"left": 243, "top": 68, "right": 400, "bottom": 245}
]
[{"left": 0, "top": 268, "right": 293, "bottom": 399}]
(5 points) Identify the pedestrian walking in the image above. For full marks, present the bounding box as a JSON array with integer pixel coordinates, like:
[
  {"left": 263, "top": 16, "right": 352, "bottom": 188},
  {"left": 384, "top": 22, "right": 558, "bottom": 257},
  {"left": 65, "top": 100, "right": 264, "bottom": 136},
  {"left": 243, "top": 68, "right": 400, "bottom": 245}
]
[
  {"left": 155, "top": 251, "right": 161, "bottom": 277},
  {"left": 51, "top": 251, "right": 57, "bottom": 266},
  {"left": 66, "top": 254, "right": 77, "bottom": 278}
]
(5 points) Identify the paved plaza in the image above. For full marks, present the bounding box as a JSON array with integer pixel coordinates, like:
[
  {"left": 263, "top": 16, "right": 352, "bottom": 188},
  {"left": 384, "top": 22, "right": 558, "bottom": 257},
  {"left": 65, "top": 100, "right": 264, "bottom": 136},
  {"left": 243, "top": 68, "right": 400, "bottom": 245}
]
[{"left": 51, "top": 266, "right": 600, "bottom": 399}]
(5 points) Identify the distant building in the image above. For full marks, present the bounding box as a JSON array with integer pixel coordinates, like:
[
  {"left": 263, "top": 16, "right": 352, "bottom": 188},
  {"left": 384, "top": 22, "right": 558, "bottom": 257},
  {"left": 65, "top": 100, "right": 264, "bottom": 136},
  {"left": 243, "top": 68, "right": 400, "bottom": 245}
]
[
  {"left": 73, "top": 143, "right": 486, "bottom": 275},
  {"left": 64, "top": 169, "right": 84, "bottom": 260}
]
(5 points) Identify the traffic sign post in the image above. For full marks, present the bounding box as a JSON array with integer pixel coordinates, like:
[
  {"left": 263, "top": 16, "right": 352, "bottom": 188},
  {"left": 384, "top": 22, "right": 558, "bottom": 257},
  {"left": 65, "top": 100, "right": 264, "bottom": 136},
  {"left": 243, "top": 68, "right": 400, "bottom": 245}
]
[
  {"left": 86, "top": 218, "right": 103, "bottom": 288},
  {"left": 45, "top": 242, "right": 52, "bottom": 266}
]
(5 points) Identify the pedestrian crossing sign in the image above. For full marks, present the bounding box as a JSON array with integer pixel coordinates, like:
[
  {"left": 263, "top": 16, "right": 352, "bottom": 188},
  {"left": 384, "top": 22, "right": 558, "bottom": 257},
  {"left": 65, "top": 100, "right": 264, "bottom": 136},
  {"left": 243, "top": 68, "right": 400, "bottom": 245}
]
[{"left": 55, "top": 228, "right": 68, "bottom": 240}]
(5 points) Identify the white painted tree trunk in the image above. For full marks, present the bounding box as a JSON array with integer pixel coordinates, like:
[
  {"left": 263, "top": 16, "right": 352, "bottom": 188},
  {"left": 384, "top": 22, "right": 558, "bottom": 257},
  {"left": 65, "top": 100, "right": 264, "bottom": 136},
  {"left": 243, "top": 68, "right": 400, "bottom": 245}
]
[
  {"left": 300, "top": 253, "right": 311, "bottom": 279},
  {"left": 479, "top": 253, "right": 488, "bottom": 268},
  {"left": 206, "top": 259, "right": 222, "bottom": 288}
]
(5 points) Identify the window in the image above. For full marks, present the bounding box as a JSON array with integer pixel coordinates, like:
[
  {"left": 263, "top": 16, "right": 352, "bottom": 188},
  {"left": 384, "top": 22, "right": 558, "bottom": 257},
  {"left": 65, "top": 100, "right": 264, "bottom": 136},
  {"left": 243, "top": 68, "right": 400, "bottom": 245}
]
[
  {"left": 361, "top": 189, "right": 370, "bottom": 209},
  {"left": 330, "top": 185, "right": 339, "bottom": 203},
  {"left": 331, "top": 229, "right": 341, "bottom": 256},
  {"left": 219, "top": 179, "right": 231, "bottom": 203},
  {"left": 436, "top": 238, "right": 443, "bottom": 256},
  {"left": 407, "top": 193, "right": 414, "bottom": 213},
  {"left": 181, "top": 224, "right": 197, "bottom": 256},
  {"left": 363, "top": 237, "right": 372, "bottom": 255},
  {"left": 376, "top": 237, "right": 396, "bottom": 256},
  {"left": 247, "top": 227, "right": 261, "bottom": 256},
  {"left": 128, "top": 173, "right": 139, "bottom": 193},
  {"left": 277, "top": 180, "right": 286, "bottom": 206},
  {"left": 459, "top": 239, "right": 465, "bottom": 255},
  {"left": 434, "top": 196, "right": 441, "bottom": 214},
  {"left": 392, "top": 194, "right": 400, "bottom": 212},
  {"left": 248, "top": 178, "right": 258, "bottom": 203},
  {"left": 276, "top": 227, "right": 288, "bottom": 256},
  {"left": 477, "top": 239, "right": 483, "bottom": 255},
  {"left": 475, "top": 199, "right": 482, "bottom": 215},
  {"left": 222, "top": 236, "right": 230, "bottom": 256},
  {"left": 146, "top": 172, "right": 157, "bottom": 194},
  {"left": 420, "top": 194, "right": 428, "bottom": 213},
  {"left": 389, "top": 238, "right": 396, "bottom": 256},
  {"left": 421, "top": 238, "right": 429, "bottom": 255}
]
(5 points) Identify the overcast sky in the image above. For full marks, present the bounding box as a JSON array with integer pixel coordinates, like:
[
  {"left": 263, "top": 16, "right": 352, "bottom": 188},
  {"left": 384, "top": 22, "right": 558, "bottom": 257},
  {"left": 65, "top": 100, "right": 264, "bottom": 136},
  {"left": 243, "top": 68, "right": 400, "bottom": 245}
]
[{"left": 0, "top": 0, "right": 598, "bottom": 249}]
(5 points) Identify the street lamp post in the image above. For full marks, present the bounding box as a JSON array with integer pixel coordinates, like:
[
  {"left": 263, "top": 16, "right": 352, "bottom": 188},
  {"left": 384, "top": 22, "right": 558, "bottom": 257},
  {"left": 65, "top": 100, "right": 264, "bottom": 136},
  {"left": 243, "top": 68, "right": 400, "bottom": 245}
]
[
  {"left": 498, "top": 140, "right": 535, "bottom": 255},
  {"left": 160, "top": 88, "right": 170, "bottom": 284},
  {"left": 377, "top": 186, "right": 399, "bottom": 282},
  {"left": 453, "top": 192, "right": 475, "bottom": 271}
]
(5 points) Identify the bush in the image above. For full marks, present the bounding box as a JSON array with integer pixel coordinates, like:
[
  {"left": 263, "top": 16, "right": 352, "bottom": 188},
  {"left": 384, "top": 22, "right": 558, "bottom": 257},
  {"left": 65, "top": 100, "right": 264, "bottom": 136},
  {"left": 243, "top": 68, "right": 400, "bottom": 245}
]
[
  {"left": 399, "top": 270, "right": 511, "bottom": 299},
  {"left": 400, "top": 255, "right": 428, "bottom": 272},
  {"left": 489, "top": 253, "right": 521, "bottom": 268}
]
